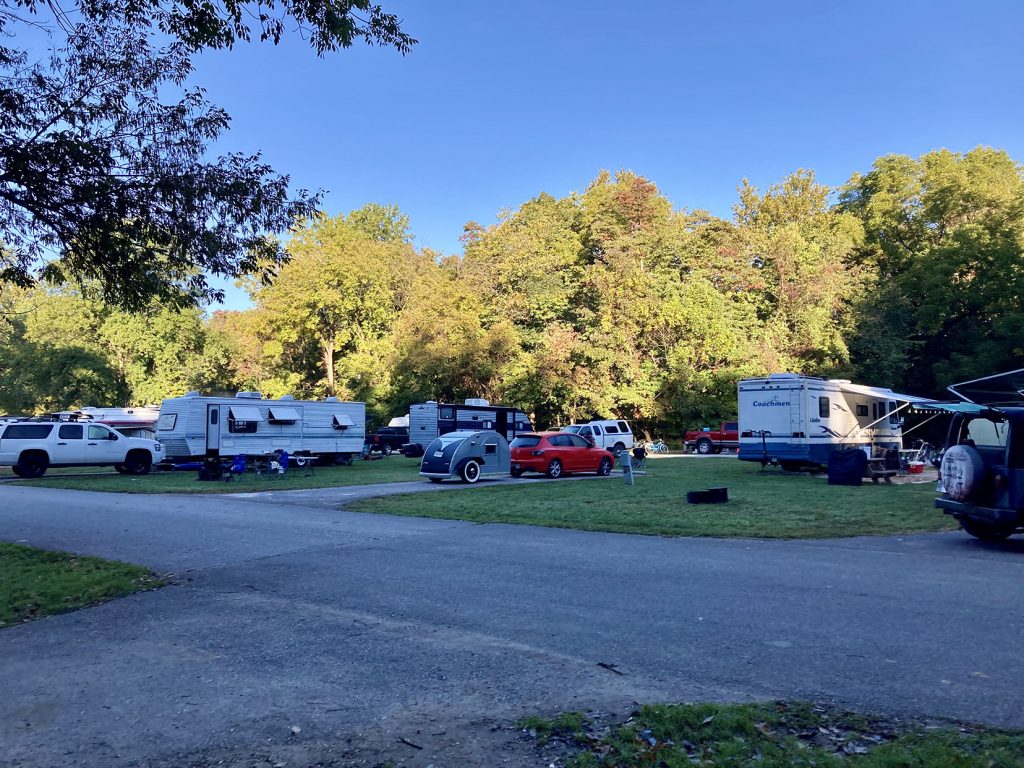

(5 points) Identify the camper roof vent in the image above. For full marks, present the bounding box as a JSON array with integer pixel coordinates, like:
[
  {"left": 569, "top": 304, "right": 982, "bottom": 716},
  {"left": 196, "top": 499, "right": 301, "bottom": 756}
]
[
  {"left": 827, "top": 379, "right": 852, "bottom": 384},
  {"left": 235, "top": 391, "right": 262, "bottom": 399},
  {"left": 767, "top": 373, "right": 799, "bottom": 380},
  {"left": 278, "top": 394, "right": 295, "bottom": 400},
  {"left": 465, "top": 398, "right": 489, "bottom": 407},
  {"left": 184, "top": 390, "right": 201, "bottom": 397},
  {"left": 324, "top": 396, "right": 340, "bottom": 402}
]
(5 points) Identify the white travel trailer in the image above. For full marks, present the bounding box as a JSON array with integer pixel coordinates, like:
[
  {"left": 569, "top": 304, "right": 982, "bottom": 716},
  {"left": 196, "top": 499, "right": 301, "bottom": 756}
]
[
  {"left": 408, "top": 399, "right": 532, "bottom": 449},
  {"left": 737, "top": 373, "right": 933, "bottom": 469},
  {"left": 155, "top": 392, "right": 365, "bottom": 464}
]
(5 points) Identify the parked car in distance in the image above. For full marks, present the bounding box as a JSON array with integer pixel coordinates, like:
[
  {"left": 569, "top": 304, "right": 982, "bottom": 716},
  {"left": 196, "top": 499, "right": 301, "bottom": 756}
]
[
  {"left": 366, "top": 426, "right": 410, "bottom": 454},
  {"left": 419, "top": 430, "right": 510, "bottom": 484},
  {"left": 0, "top": 420, "right": 162, "bottom": 478},
  {"left": 685, "top": 421, "right": 739, "bottom": 454},
  {"left": 560, "top": 419, "right": 634, "bottom": 455},
  {"left": 510, "top": 432, "right": 615, "bottom": 479}
]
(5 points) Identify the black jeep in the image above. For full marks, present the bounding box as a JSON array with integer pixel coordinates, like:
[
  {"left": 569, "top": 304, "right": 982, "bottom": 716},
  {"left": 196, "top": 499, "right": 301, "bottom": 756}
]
[{"left": 935, "top": 407, "right": 1024, "bottom": 541}]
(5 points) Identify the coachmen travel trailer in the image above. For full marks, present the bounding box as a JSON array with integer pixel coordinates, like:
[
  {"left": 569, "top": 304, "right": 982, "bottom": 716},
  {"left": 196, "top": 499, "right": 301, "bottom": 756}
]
[
  {"left": 737, "top": 373, "right": 933, "bottom": 470},
  {"left": 155, "top": 392, "right": 366, "bottom": 465},
  {"left": 408, "top": 399, "right": 532, "bottom": 450}
]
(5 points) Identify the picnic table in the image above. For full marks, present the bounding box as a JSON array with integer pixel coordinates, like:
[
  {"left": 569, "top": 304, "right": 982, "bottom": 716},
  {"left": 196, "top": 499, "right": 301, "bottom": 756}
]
[{"left": 865, "top": 456, "right": 896, "bottom": 484}]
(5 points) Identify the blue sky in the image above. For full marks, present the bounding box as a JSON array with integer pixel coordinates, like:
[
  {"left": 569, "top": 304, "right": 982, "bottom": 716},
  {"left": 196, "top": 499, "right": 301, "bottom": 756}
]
[{"left": 196, "top": 0, "right": 1024, "bottom": 309}]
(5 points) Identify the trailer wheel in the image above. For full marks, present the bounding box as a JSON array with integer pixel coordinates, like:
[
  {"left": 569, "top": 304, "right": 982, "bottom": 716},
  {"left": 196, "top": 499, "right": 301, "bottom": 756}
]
[
  {"left": 695, "top": 438, "right": 714, "bottom": 455},
  {"left": 428, "top": 477, "right": 443, "bottom": 484},
  {"left": 460, "top": 459, "right": 481, "bottom": 484},
  {"left": 960, "top": 519, "right": 1017, "bottom": 542}
]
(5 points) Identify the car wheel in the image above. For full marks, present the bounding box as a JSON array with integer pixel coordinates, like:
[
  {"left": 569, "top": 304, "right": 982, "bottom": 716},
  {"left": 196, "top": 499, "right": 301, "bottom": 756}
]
[
  {"left": 124, "top": 452, "right": 152, "bottom": 475},
  {"left": 695, "top": 439, "right": 713, "bottom": 455},
  {"left": 510, "top": 467, "right": 523, "bottom": 478},
  {"left": 546, "top": 459, "right": 563, "bottom": 479},
  {"left": 960, "top": 519, "right": 1016, "bottom": 542},
  {"left": 597, "top": 457, "right": 612, "bottom": 476},
  {"left": 460, "top": 459, "right": 481, "bottom": 484},
  {"left": 16, "top": 453, "right": 48, "bottom": 478}
]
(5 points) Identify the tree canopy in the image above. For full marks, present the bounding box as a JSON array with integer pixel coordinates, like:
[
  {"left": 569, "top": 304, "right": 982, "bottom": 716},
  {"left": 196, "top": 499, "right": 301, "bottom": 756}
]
[{"left": 0, "top": 0, "right": 414, "bottom": 307}]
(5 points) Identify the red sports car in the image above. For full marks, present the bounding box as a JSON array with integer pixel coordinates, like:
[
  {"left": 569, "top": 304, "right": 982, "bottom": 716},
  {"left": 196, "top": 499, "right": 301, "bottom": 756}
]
[{"left": 509, "top": 432, "right": 615, "bottom": 478}]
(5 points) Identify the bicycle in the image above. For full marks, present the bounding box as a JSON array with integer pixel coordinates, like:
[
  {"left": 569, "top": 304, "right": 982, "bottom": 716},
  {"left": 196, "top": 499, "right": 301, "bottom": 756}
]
[{"left": 644, "top": 440, "right": 669, "bottom": 454}]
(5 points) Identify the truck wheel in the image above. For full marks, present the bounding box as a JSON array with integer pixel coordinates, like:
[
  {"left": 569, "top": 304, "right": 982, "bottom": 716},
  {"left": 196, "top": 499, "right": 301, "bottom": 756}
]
[
  {"left": 961, "top": 519, "right": 1016, "bottom": 542},
  {"left": 597, "top": 457, "right": 612, "bottom": 476},
  {"left": 612, "top": 442, "right": 626, "bottom": 457},
  {"left": 460, "top": 460, "right": 481, "bottom": 484},
  {"left": 382, "top": 445, "right": 393, "bottom": 456},
  {"left": 114, "top": 464, "right": 130, "bottom": 475},
  {"left": 16, "top": 452, "right": 48, "bottom": 478},
  {"left": 546, "top": 459, "right": 563, "bottom": 479},
  {"left": 10, "top": 465, "right": 25, "bottom": 478},
  {"left": 695, "top": 438, "right": 713, "bottom": 455},
  {"left": 124, "top": 451, "right": 152, "bottom": 475}
]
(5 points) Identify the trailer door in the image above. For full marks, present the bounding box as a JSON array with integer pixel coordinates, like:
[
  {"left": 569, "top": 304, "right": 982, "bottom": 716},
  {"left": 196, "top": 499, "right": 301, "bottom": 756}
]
[
  {"left": 495, "top": 410, "right": 509, "bottom": 441},
  {"left": 206, "top": 404, "right": 222, "bottom": 456}
]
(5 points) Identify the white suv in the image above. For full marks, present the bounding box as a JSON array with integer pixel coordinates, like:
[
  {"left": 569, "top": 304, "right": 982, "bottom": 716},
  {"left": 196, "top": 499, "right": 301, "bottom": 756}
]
[
  {"left": 0, "top": 421, "right": 162, "bottom": 478},
  {"left": 561, "top": 419, "right": 635, "bottom": 455}
]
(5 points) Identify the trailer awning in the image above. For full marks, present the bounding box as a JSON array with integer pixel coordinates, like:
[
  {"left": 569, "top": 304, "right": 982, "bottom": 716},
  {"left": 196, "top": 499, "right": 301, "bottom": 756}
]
[
  {"left": 948, "top": 368, "right": 1024, "bottom": 405},
  {"left": 911, "top": 402, "right": 994, "bottom": 414},
  {"left": 228, "top": 405, "right": 264, "bottom": 422},
  {"left": 268, "top": 406, "right": 301, "bottom": 422},
  {"left": 835, "top": 382, "right": 934, "bottom": 404},
  {"left": 332, "top": 413, "right": 355, "bottom": 429}
]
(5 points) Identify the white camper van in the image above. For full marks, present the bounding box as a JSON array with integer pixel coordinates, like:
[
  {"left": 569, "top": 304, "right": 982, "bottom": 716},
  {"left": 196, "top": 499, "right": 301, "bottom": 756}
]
[
  {"left": 737, "top": 374, "right": 932, "bottom": 470},
  {"left": 156, "top": 392, "right": 365, "bottom": 464}
]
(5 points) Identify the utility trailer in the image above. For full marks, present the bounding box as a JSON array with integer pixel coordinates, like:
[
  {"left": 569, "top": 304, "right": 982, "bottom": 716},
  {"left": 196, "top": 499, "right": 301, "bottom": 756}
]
[
  {"left": 737, "top": 373, "right": 932, "bottom": 470},
  {"left": 155, "top": 391, "right": 365, "bottom": 465}
]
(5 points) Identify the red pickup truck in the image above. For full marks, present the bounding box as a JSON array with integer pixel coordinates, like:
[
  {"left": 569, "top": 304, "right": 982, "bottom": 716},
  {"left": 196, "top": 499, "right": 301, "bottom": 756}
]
[{"left": 684, "top": 421, "right": 739, "bottom": 454}]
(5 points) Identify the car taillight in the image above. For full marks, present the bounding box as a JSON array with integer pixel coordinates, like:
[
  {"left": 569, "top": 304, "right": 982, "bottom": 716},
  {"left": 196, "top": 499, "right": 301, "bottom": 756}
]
[{"left": 531, "top": 449, "right": 545, "bottom": 456}]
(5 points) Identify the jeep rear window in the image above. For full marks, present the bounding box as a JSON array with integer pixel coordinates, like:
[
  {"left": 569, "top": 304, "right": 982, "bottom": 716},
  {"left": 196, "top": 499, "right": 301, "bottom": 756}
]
[
  {"left": 2, "top": 424, "right": 54, "bottom": 439},
  {"left": 510, "top": 436, "right": 541, "bottom": 448},
  {"left": 962, "top": 418, "right": 1008, "bottom": 448}
]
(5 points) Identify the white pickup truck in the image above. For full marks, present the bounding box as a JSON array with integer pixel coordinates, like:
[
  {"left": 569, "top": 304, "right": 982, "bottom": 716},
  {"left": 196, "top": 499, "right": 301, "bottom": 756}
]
[{"left": 0, "top": 421, "right": 162, "bottom": 478}]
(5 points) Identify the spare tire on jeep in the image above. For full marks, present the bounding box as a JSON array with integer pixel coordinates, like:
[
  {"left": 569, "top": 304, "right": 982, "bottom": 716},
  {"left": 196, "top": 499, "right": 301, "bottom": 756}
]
[{"left": 940, "top": 444, "right": 986, "bottom": 502}]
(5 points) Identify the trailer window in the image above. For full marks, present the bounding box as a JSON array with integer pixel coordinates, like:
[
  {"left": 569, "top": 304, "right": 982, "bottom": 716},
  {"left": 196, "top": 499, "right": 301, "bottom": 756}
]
[
  {"left": 157, "top": 414, "right": 177, "bottom": 431},
  {"left": 439, "top": 407, "right": 455, "bottom": 420},
  {"left": 819, "top": 397, "right": 830, "bottom": 418},
  {"left": 856, "top": 404, "right": 868, "bottom": 417},
  {"left": 484, "top": 443, "right": 497, "bottom": 455},
  {"left": 888, "top": 401, "right": 900, "bottom": 426},
  {"left": 229, "top": 418, "right": 257, "bottom": 434}
]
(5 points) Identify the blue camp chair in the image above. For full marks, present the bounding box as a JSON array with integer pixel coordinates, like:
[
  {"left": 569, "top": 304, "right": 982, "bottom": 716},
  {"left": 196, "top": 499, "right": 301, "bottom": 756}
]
[
  {"left": 225, "top": 454, "right": 247, "bottom": 482},
  {"left": 275, "top": 450, "right": 290, "bottom": 478}
]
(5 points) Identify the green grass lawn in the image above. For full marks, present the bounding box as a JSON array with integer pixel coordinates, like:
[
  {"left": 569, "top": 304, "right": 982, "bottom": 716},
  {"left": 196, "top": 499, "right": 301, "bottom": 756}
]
[
  {"left": 520, "top": 701, "right": 1024, "bottom": 767},
  {"left": 3, "top": 456, "right": 422, "bottom": 494},
  {"left": 0, "top": 542, "right": 162, "bottom": 627},
  {"left": 352, "top": 457, "right": 954, "bottom": 539}
]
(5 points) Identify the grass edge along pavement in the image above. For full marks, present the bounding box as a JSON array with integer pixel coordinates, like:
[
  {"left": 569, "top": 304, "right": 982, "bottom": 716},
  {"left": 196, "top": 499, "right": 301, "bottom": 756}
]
[
  {"left": 0, "top": 542, "right": 163, "bottom": 627},
  {"left": 518, "top": 701, "right": 1024, "bottom": 767},
  {"left": 351, "top": 457, "right": 956, "bottom": 539},
  {"left": 2, "top": 456, "right": 422, "bottom": 494}
]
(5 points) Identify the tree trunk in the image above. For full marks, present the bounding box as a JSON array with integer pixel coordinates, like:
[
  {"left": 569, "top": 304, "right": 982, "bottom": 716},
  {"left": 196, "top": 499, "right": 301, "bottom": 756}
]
[{"left": 323, "top": 334, "right": 336, "bottom": 396}]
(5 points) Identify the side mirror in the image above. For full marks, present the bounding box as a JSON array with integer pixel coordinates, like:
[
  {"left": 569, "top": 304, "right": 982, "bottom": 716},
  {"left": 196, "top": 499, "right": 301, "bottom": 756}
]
[{"left": 108, "top": 433, "right": 118, "bottom": 441}]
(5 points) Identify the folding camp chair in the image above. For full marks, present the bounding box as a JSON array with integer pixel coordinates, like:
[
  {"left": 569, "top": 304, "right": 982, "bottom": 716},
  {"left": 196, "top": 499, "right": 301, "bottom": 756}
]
[
  {"left": 224, "top": 454, "right": 247, "bottom": 482},
  {"left": 631, "top": 444, "right": 649, "bottom": 473}
]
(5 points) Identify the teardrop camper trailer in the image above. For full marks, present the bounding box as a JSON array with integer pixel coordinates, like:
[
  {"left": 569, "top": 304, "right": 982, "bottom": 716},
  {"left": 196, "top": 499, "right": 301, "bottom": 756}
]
[
  {"left": 155, "top": 392, "right": 366, "bottom": 465},
  {"left": 418, "top": 430, "right": 511, "bottom": 483},
  {"left": 737, "top": 374, "right": 933, "bottom": 470}
]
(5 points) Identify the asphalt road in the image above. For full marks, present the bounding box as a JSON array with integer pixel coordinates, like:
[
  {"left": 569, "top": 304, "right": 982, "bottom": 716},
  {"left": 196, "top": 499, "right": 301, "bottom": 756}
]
[{"left": 2, "top": 483, "right": 1024, "bottom": 767}]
